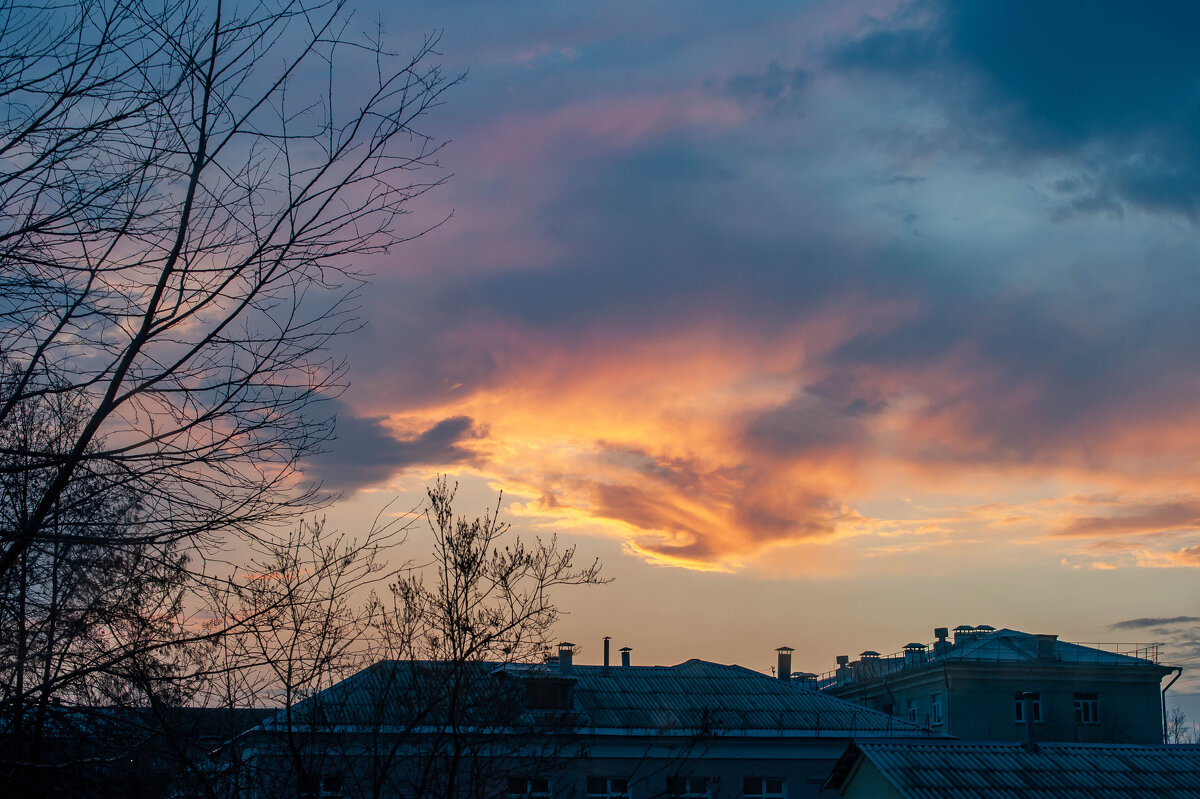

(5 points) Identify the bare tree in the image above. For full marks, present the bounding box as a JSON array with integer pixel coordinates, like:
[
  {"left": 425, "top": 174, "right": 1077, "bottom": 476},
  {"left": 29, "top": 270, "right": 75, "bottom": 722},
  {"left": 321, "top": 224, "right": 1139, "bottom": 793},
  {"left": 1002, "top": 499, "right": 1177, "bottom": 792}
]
[
  {"left": 0, "top": 366, "right": 194, "bottom": 794},
  {"left": 373, "top": 478, "right": 607, "bottom": 799},
  {"left": 220, "top": 479, "right": 607, "bottom": 799},
  {"left": 0, "top": 0, "right": 455, "bottom": 582},
  {"left": 1167, "top": 706, "right": 1198, "bottom": 744}
]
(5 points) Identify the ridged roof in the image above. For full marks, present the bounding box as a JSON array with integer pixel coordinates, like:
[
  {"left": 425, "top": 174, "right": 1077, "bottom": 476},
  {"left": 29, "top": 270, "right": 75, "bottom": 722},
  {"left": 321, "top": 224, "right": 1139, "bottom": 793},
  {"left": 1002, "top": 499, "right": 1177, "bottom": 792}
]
[
  {"left": 946, "top": 629, "right": 1162, "bottom": 666},
  {"left": 541, "top": 659, "right": 927, "bottom": 734},
  {"left": 827, "top": 741, "right": 1200, "bottom": 797},
  {"left": 262, "top": 658, "right": 931, "bottom": 737}
]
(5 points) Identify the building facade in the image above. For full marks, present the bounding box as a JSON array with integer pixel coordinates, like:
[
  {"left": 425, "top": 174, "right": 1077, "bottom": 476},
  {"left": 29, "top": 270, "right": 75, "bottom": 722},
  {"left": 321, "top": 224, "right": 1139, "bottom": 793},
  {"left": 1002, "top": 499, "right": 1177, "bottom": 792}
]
[{"left": 818, "top": 626, "right": 1177, "bottom": 744}]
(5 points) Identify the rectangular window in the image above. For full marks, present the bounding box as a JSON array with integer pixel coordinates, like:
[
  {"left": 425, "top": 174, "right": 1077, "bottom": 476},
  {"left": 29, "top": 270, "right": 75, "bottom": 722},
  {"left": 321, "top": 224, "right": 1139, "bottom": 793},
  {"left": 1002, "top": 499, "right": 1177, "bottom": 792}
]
[
  {"left": 1014, "top": 692, "right": 1043, "bottom": 723},
  {"left": 743, "top": 777, "right": 785, "bottom": 799},
  {"left": 299, "top": 773, "right": 344, "bottom": 799},
  {"left": 906, "top": 699, "right": 918, "bottom": 723},
  {"left": 1073, "top": 692, "right": 1099, "bottom": 724},
  {"left": 666, "top": 776, "right": 708, "bottom": 798},
  {"left": 930, "top": 692, "right": 944, "bottom": 725},
  {"left": 524, "top": 679, "right": 571, "bottom": 710},
  {"left": 507, "top": 777, "right": 551, "bottom": 799},
  {"left": 587, "top": 777, "right": 630, "bottom": 798}
]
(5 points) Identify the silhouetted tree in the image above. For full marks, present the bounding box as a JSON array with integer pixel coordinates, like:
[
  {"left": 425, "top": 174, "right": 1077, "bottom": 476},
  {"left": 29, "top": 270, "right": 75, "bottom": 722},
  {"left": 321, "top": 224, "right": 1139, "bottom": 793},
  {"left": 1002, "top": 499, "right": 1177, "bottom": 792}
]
[
  {"left": 0, "top": 0, "right": 455, "bottom": 791},
  {"left": 0, "top": 367, "right": 193, "bottom": 795},
  {"left": 216, "top": 480, "right": 606, "bottom": 799},
  {"left": 1168, "top": 706, "right": 1198, "bottom": 744},
  {"left": 0, "top": 0, "right": 455, "bottom": 581}
]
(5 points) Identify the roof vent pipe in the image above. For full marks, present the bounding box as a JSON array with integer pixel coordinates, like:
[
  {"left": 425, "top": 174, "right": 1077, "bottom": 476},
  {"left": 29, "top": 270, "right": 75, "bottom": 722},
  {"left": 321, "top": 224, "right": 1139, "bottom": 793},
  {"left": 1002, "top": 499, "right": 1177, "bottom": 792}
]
[
  {"left": 933, "top": 627, "right": 951, "bottom": 657},
  {"left": 603, "top": 636, "right": 611, "bottom": 669},
  {"left": 558, "top": 642, "right": 575, "bottom": 673},
  {"left": 620, "top": 646, "right": 632, "bottom": 667},
  {"left": 776, "top": 646, "right": 794, "bottom": 681}
]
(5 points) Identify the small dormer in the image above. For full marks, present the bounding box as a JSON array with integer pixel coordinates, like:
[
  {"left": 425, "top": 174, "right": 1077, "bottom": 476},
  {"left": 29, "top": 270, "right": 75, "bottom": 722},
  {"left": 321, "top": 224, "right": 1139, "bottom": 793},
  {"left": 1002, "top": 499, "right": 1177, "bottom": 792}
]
[{"left": 522, "top": 674, "right": 575, "bottom": 711}]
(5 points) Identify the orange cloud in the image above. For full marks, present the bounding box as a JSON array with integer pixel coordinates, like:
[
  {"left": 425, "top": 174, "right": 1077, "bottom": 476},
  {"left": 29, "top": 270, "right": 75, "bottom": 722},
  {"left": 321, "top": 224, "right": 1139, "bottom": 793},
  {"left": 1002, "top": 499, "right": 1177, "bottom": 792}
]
[{"left": 341, "top": 288, "right": 1200, "bottom": 574}]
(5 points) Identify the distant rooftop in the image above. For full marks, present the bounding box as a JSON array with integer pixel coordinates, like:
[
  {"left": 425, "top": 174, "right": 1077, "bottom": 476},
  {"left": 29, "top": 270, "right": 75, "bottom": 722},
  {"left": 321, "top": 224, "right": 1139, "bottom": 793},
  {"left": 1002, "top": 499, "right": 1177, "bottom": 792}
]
[
  {"left": 259, "top": 657, "right": 937, "bottom": 739},
  {"left": 824, "top": 740, "right": 1200, "bottom": 798},
  {"left": 819, "top": 627, "right": 1168, "bottom": 690}
]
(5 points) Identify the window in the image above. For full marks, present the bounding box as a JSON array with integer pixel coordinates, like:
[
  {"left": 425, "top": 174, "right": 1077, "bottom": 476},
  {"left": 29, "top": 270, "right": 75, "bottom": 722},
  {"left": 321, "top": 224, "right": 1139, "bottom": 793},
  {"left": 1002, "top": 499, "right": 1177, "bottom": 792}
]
[
  {"left": 587, "top": 777, "right": 630, "bottom": 798},
  {"left": 666, "top": 776, "right": 708, "bottom": 798},
  {"left": 299, "top": 774, "right": 344, "bottom": 799},
  {"left": 743, "top": 777, "right": 785, "bottom": 799},
  {"left": 507, "top": 777, "right": 550, "bottom": 799},
  {"left": 1074, "top": 692, "right": 1099, "bottom": 724},
  {"left": 1014, "top": 692, "right": 1042, "bottom": 723},
  {"left": 906, "top": 699, "right": 918, "bottom": 723},
  {"left": 930, "top": 692, "right": 944, "bottom": 725},
  {"left": 524, "top": 678, "right": 572, "bottom": 710}
]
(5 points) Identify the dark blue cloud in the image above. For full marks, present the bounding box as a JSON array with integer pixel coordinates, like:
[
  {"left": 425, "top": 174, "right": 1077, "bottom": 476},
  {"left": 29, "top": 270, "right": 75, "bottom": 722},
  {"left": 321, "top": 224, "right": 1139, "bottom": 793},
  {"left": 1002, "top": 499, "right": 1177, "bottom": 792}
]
[
  {"left": 705, "top": 61, "right": 809, "bottom": 115},
  {"left": 304, "top": 400, "right": 486, "bottom": 493},
  {"left": 831, "top": 0, "right": 1200, "bottom": 220},
  {"left": 1112, "top": 616, "right": 1200, "bottom": 631}
]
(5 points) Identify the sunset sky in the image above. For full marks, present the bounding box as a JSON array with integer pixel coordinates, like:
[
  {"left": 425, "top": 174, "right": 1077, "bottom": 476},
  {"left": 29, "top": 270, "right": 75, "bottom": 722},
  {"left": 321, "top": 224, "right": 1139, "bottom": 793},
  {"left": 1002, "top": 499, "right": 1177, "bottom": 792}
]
[{"left": 307, "top": 0, "right": 1200, "bottom": 702}]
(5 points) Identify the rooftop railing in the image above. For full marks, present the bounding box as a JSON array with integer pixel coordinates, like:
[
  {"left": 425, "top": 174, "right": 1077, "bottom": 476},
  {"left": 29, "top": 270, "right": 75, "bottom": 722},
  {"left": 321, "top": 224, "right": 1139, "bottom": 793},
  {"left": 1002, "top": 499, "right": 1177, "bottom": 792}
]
[{"left": 815, "top": 636, "right": 1162, "bottom": 691}]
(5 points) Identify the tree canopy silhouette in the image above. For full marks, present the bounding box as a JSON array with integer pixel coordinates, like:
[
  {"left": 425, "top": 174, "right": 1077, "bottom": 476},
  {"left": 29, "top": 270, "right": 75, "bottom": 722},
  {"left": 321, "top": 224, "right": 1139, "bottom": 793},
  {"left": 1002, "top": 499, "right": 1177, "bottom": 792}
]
[{"left": 0, "top": 0, "right": 455, "bottom": 578}]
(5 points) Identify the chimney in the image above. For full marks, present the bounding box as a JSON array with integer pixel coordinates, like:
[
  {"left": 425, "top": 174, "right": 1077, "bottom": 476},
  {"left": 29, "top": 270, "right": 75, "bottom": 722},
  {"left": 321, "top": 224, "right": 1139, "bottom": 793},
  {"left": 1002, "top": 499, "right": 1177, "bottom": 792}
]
[
  {"left": 776, "top": 646, "right": 794, "bottom": 681},
  {"left": 933, "top": 627, "right": 950, "bottom": 657},
  {"left": 953, "top": 625, "right": 975, "bottom": 645},
  {"left": 603, "top": 636, "right": 611, "bottom": 669},
  {"left": 1036, "top": 634, "right": 1059, "bottom": 661},
  {"left": 558, "top": 641, "right": 575, "bottom": 673},
  {"left": 620, "top": 646, "right": 632, "bottom": 667},
  {"left": 903, "top": 642, "right": 926, "bottom": 668},
  {"left": 793, "top": 672, "right": 818, "bottom": 689}
]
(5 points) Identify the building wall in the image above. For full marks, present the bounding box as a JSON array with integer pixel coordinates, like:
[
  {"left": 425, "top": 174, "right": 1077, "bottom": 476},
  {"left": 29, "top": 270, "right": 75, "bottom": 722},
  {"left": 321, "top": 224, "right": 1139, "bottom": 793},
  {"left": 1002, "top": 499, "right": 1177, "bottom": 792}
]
[
  {"left": 238, "top": 732, "right": 886, "bottom": 799},
  {"left": 829, "top": 663, "right": 1167, "bottom": 744}
]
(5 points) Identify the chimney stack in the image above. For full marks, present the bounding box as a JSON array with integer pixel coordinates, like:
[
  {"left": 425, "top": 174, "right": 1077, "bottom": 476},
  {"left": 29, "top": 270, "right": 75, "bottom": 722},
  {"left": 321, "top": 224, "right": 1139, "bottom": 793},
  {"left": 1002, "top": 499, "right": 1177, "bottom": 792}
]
[
  {"left": 776, "top": 646, "right": 794, "bottom": 681},
  {"left": 933, "top": 627, "right": 950, "bottom": 657},
  {"left": 603, "top": 636, "right": 611, "bottom": 669},
  {"left": 1036, "top": 634, "right": 1059, "bottom": 661},
  {"left": 620, "top": 646, "right": 632, "bottom": 667},
  {"left": 903, "top": 642, "right": 926, "bottom": 667},
  {"left": 558, "top": 642, "right": 575, "bottom": 673}
]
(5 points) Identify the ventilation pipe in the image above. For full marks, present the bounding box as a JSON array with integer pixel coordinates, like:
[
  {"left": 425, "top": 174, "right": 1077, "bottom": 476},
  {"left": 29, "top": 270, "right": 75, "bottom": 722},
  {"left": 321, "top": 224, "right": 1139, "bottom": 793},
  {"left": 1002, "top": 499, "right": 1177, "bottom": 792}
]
[
  {"left": 558, "top": 642, "right": 575, "bottom": 673},
  {"left": 620, "top": 646, "right": 632, "bottom": 667},
  {"left": 1020, "top": 692, "right": 1039, "bottom": 753},
  {"left": 776, "top": 646, "right": 794, "bottom": 681},
  {"left": 603, "top": 636, "right": 611, "bottom": 669},
  {"left": 1162, "top": 666, "right": 1183, "bottom": 743},
  {"left": 933, "top": 627, "right": 950, "bottom": 658},
  {"left": 835, "top": 655, "right": 850, "bottom": 684},
  {"left": 903, "top": 643, "right": 926, "bottom": 668}
]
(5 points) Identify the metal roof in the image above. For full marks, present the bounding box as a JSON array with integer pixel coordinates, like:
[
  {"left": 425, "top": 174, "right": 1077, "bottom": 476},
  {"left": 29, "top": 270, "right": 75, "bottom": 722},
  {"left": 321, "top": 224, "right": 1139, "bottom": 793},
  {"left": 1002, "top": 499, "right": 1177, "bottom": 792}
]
[
  {"left": 946, "top": 629, "right": 1159, "bottom": 666},
  {"left": 260, "top": 658, "right": 933, "bottom": 737},
  {"left": 820, "top": 628, "right": 1170, "bottom": 690},
  {"left": 826, "top": 741, "right": 1200, "bottom": 798},
  {"left": 548, "top": 659, "right": 928, "bottom": 735}
]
